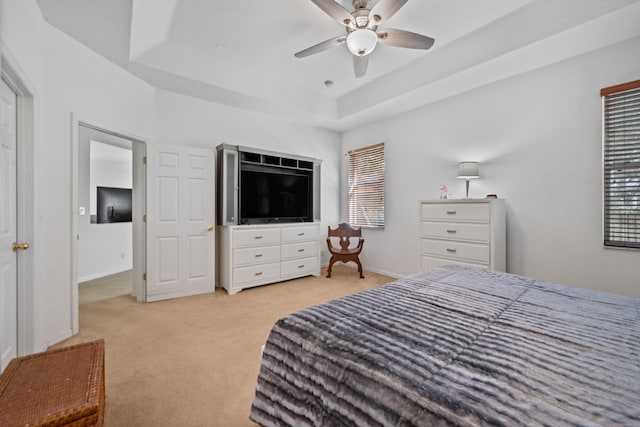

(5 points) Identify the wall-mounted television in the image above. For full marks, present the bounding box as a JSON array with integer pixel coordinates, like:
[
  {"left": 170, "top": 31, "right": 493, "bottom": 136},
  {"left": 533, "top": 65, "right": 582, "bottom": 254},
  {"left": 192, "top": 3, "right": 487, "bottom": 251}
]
[
  {"left": 240, "top": 164, "right": 312, "bottom": 224},
  {"left": 96, "top": 186, "right": 132, "bottom": 223}
]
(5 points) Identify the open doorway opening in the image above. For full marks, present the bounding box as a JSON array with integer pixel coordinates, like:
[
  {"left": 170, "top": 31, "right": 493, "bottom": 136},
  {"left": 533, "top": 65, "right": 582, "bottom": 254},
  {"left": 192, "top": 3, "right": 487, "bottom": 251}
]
[
  {"left": 77, "top": 127, "right": 133, "bottom": 300},
  {"left": 72, "top": 120, "right": 146, "bottom": 335}
]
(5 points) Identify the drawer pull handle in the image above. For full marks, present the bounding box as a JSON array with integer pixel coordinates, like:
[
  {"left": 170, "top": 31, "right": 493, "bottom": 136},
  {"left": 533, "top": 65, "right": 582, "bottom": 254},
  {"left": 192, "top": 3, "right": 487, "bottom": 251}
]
[
  {"left": 255, "top": 271, "right": 263, "bottom": 276},
  {"left": 298, "top": 232, "right": 305, "bottom": 236},
  {"left": 298, "top": 265, "right": 305, "bottom": 269},
  {"left": 446, "top": 229, "right": 457, "bottom": 233},
  {"left": 254, "top": 254, "right": 263, "bottom": 258},
  {"left": 298, "top": 248, "right": 305, "bottom": 252},
  {"left": 254, "top": 235, "right": 263, "bottom": 239},
  {"left": 446, "top": 248, "right": 457, "bottom": 253},
  {"left": 446, "top": 211, "right": 457, "bottom": 215}
]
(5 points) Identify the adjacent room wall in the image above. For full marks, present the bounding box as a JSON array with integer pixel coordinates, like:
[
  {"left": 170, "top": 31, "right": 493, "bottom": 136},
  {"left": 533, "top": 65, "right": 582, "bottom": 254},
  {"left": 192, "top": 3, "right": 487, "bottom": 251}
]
[
  {"left": 342, "top": 35, "right": 640, "bottom": 298},
  {"left": 77, "top": 128, "right": 133, "bottom": 283}
]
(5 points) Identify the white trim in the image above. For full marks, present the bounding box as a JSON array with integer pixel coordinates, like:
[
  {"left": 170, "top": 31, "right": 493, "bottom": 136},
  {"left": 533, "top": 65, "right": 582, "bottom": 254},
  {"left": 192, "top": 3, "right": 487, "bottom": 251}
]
[
  {"left": 71, "top": 113, "right": 149, "bottom": 334},
  {"left": 0, "top": 41, "right": 38, "bottom": 356},
  {"left": 132, "top": 141, "right": 147, "bottom": 302},
  {"left": 43, "top": 329, "right": 74, "bottom": 352},
  {"left": 321, "top": 261, "right": 403, "bottom": 280},
  {"left": 363, "top": 267, "right": 403, "bottom": 279},
  {"left": 78, "top": 268, "right": 133, "bottom": 284}
]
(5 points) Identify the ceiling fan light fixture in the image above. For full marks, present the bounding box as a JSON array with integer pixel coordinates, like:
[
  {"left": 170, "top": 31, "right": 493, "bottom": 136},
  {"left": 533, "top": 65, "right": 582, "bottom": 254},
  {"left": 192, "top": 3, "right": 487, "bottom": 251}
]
[{"left": 346, "top": 29, "right": 378, "bottom": 56}]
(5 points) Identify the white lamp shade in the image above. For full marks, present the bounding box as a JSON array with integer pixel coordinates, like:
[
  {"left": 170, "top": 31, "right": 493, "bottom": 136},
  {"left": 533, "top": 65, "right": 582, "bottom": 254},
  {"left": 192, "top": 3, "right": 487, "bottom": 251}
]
[
  {"left": 347, "top": 29, "right": 378, "bottom": 56},
  {"left": 457, "top": 161, "right": 480, "bottom": 179}
]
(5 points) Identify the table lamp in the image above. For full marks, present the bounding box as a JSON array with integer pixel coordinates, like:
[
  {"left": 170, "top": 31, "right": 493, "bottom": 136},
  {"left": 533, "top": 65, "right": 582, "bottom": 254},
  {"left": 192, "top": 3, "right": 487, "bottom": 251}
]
[{"left": 457, "top": 162, "right": 480, "bottom": 198}]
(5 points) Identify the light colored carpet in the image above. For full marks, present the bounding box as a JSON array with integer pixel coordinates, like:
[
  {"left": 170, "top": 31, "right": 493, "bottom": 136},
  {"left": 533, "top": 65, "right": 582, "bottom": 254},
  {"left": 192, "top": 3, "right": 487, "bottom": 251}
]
[
  {"left": 55, "top": 265, "right": 393, "bottom": 426},
  {"left": 79, "top": 270, "right": 133, "bottom": 304}
]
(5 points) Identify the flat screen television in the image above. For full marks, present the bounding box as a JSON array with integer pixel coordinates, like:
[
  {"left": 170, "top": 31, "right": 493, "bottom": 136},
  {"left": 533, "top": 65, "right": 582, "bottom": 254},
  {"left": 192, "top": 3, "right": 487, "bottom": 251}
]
[
  {"left": 240, "top": 165, "right": 312, "bottom": 224},
  {"left": 96, "top": 186, "right": 133, "bottom": 223}
]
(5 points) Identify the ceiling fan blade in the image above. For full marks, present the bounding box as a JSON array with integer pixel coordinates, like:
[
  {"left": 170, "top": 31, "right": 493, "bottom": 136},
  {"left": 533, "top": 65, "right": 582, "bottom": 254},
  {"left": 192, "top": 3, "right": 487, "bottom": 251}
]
[
  {"left": 294, "top": 35, "right": 346, "bottom": 58},
  {"left": 377, "top": 28, "right": 435, "bottom": 49},
  {"left": 369, "top": 0, "right": 408, "bottom": 23},
  {"left": 310, "top": 0, "right": 354, "bottom": 26},
  {"left": 353, "top": 55, "right": 368, "bottom": 78}
]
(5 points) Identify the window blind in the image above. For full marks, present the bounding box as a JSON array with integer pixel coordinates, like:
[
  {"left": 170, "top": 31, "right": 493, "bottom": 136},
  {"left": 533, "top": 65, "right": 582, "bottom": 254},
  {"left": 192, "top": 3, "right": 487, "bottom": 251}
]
[
  {"left": 348, "top": 142, "right": 385, "bottom": 228},
  {"left": 601, "top": 80, "right": 640, "bottom": 248}
]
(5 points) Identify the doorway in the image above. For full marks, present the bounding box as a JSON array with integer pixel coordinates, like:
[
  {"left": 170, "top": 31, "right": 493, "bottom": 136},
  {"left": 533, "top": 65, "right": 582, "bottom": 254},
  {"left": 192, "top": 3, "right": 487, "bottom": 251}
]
[
  {"left": 71, "top": 118, "right": 147, "bottom": 335},
  {"left": 77, "top": 127, "right": 134, "bottom": 287}
]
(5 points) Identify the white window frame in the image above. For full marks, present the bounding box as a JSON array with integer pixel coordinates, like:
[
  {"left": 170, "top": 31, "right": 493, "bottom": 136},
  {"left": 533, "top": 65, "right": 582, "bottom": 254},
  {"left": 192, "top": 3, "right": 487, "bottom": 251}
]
[{"left": 348, "top": 142, "right": 385, "bottom": 229}]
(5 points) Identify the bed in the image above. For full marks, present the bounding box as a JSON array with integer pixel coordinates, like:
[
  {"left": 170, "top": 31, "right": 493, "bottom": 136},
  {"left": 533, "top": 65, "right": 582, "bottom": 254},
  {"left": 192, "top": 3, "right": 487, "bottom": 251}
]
[{"left": 250, "top": 266, "right": 640, "bottom": 426}]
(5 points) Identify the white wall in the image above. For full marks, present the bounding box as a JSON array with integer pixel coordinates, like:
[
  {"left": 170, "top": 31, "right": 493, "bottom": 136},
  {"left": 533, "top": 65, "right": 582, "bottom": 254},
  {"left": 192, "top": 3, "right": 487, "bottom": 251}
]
[
  {"left": 152, "top": 90, "right": 342, "bottom": 264},
  {"left": 342, "top": 36, "right": 640, "bottom": 298},
  {"left": 1, "top": 0, "right": 156, "bottom": 349}
]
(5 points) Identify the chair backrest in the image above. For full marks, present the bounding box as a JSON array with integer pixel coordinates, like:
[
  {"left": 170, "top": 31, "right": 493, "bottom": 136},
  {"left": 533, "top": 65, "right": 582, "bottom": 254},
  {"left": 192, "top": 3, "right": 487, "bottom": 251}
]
[{"left": 327, "top": 223, "right": 362, "bottom": 251}]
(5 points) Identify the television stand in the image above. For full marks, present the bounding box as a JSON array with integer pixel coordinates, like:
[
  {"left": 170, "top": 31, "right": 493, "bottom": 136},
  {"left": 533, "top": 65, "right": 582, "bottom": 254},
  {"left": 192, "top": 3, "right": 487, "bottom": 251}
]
[{"left": 219, "top": 222, "right": 321, "bottom": 295}]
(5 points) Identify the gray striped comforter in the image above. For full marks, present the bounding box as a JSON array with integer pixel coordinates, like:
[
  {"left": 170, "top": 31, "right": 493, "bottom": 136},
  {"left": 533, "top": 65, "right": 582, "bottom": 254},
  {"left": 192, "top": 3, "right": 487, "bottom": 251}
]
[{"left": 250, "top": 266, "right": 640, "bottom": 426}]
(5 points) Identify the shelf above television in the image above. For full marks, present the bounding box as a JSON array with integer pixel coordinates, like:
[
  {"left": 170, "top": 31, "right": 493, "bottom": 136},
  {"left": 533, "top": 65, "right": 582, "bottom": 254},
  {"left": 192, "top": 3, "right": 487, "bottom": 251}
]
[{"left": 239, "top": 150, "right": 314, "bottom": 171}]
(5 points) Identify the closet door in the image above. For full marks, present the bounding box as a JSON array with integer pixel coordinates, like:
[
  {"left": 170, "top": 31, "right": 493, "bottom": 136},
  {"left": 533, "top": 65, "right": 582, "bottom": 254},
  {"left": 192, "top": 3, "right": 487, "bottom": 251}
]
[
  {"left": 0, "top": 78, "right": 18, "bottom": 371},
  {"left": 146, "top": 145, "right": 215, "bottom": 301}
]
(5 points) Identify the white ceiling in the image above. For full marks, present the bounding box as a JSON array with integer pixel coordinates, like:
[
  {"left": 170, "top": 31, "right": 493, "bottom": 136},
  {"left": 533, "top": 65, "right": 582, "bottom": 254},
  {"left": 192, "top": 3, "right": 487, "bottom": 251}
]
[{"left": 36, "top": 0, "right": 640, "bottom": 131}]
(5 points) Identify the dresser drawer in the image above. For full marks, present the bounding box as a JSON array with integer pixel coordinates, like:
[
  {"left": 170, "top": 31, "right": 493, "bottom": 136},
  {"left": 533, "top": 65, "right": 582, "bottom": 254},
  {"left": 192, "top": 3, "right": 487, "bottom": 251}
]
[
  {"left": 421, "top": 221, "right": 490, "bottom": 242},
  {"left": 233, "top": 228, "right": 280, "bottom": 248},
  {"left": 281, "top": 225, "right": 319, "bottom": 243},
  {"left": 281, "top": 241, "right": 318, "bottom": 260},
  {"left": 281, "top": 256, "right": 319, "bottom": 278},
  {"left": 234, "top": 262, "right": 280, "bottom": 286},
  {"left": 421, "top": 203, "right": 490, "bottom": 222},
  {"left": 421, "top": 238, "right": 489, "bottom": 264},
  {"left": 233, "top": 245, "right": 280, "bottom": 267}
]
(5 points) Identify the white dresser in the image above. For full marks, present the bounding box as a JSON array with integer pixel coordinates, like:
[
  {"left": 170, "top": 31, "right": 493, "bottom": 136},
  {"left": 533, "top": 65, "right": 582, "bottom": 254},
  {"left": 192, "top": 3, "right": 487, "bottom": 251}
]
[
  {"left": 419, "top": 199, "right": 506, "bottom": 271},
  {"left": 219, "top": 222, "right": 321, "bottom": 295}
]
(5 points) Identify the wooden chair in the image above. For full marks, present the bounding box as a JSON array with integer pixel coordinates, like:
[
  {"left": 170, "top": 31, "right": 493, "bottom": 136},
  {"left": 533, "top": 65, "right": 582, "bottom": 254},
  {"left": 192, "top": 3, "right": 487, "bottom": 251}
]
[{"left": 326, "top": 223, "right": 364, "bottom": 279}]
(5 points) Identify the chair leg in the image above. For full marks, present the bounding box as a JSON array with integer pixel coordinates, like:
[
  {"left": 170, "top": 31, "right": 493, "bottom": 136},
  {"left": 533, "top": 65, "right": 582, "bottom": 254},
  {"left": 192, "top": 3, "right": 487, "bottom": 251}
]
[
  {"left": 356, "top": 258, "right": 364, "bottom": 279},
  {"left": 326, "top": 257, "right": 335, "bottom": 278}
]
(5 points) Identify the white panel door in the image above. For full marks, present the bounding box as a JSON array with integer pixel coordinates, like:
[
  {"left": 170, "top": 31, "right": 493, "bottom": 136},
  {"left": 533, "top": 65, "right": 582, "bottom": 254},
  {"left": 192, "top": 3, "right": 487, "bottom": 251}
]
[
  {"left": 0, "top": 79, "right": 17, "bottom": 371},
  {"left": 146, "top": 145, "right": 215, "bottom": 301}
]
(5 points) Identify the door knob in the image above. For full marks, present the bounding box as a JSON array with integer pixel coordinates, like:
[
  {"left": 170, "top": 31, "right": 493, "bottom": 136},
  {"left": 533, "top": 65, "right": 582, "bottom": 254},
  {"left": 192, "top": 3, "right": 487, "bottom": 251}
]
[
  {"left": 12, "top": 242, "right": 30, "bottom": 251},
  {"left": 207, "top": 225, "right": 214, "bottom": 231}
]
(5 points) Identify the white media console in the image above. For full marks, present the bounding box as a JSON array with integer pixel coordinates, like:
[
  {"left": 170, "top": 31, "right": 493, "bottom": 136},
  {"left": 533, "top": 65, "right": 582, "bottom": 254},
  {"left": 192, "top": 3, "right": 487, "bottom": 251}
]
[
  {"left": 216, "top": 145, "right": 322, "bottom": 294},
  {"left": 218, "top": 222, "right": 321, "bottom": 295}
]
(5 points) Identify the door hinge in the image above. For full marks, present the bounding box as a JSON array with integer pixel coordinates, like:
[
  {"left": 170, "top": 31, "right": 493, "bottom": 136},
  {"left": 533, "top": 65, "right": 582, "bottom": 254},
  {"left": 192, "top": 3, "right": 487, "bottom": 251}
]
[
  {"left": 143, "top": 272, "right": 147, "bottom": 281},
  {"left": 143, "top": 214, "right": 147, "bottom": 223},
  {"left": 143, "top": 156, "right": 147, "bottom": 165}
]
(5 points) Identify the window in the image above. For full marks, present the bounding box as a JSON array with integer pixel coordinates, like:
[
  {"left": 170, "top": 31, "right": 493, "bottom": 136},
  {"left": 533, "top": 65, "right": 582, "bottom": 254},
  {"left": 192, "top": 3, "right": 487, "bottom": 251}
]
[
  {"left": 601, "top": 80, "right": 640, "bottom": 248},
  {"left": 348, "top": 142, "right": 385, "bottom": 228}
]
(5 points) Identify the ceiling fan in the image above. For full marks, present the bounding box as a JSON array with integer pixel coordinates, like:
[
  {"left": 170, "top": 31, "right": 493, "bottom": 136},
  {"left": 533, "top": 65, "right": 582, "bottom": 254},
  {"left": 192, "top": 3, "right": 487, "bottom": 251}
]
[{"left": 295, "top": 0, "right": 435, "bottom": 78}]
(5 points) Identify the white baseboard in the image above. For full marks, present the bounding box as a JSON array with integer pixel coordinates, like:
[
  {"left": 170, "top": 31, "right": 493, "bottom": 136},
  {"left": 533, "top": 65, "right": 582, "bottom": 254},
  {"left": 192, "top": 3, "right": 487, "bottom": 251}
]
[
  {"left": 362, "top": 266, "right": 404, "bottom": 279},
  {"left": 43, "top": 328, "right": 74, "bottom": 350},
  {"left": 79, "top": 267, "right": 132, "bottom": 283},
  {"left": 322, "top": 261, "right": 403, "bottom": 280}
]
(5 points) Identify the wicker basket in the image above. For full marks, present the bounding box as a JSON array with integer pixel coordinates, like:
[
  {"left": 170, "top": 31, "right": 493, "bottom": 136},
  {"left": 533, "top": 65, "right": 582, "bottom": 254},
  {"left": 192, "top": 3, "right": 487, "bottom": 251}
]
[{"left": 0, "top": 339, "right": 105, "bottom": 427}]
